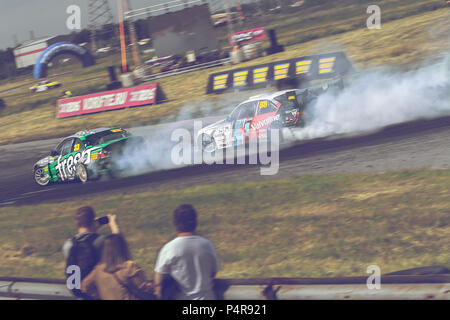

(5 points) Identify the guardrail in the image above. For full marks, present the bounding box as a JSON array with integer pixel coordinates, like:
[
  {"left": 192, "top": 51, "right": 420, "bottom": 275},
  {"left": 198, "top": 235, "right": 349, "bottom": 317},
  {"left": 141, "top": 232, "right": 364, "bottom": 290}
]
[
  {"left": 141, "top": 58, "right": 231, "bottom": 82},
  {"left": 1, "top": 275, "right": 449, "bottom": 300}
]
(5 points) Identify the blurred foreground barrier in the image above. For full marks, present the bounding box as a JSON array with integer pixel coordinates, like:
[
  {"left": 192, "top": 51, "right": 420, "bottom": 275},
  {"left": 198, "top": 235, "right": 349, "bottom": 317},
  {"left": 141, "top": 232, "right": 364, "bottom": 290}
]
[{"left": 1, "top": 274, "right": 449, "bottom": 300}]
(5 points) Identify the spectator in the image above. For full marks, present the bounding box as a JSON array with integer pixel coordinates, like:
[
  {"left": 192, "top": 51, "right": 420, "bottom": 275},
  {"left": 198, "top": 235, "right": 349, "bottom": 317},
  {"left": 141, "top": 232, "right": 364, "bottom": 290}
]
[
  {"left": 154, "top": 204, "right": 219, "bottom": 300},
  {"left": 62, "top": 90, "right": 72, "bottom": 99},
  {"left": 81, "top": 234, "right": 155, "bottom": 300},
  {"left": 63, "top": 206, "right": 119, "bottom": 298}
]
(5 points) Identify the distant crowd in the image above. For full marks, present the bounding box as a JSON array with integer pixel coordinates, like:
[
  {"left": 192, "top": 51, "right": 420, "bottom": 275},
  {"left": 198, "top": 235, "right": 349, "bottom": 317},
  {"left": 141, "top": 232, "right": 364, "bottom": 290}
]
[{"left": 63, "top": 204, "right": 219, "bottom": 300}]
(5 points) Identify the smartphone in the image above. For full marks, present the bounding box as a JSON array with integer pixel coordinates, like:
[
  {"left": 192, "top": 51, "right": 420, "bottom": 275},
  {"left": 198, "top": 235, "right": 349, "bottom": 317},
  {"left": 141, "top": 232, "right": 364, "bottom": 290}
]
[{"left": 97, "top": 216, "right": 109, "bottom": 225}]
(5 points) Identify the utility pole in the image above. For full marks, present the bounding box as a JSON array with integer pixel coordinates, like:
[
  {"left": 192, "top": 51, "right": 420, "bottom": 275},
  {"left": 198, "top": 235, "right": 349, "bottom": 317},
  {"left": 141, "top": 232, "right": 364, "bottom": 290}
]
[
  {"left": 117, "top": 0, "right": 128, "bottom": 73},
  {"left": 234, "top": 0, "right": 245, "bottom": 25},
  {"left": 123, "top": 0, "right": 142, "bottom": 67},
  {"left": 88, "top": 0, "right": 115, "bottom": 54},
  {"left": 223, "top": 0, "right": 235, "bottom": 37}
]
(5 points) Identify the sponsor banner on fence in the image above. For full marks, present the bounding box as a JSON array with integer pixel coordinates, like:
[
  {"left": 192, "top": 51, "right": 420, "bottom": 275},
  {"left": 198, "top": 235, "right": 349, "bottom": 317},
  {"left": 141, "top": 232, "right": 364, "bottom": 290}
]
[
  {"left": 228, "top": 27, "right": 266, "bottom": 45},
  {"left": 206, "top": 51, "right": 354, "bottom": 94},
  {"left": 57, "top": 83, "right": 165, "bottom": 118}
]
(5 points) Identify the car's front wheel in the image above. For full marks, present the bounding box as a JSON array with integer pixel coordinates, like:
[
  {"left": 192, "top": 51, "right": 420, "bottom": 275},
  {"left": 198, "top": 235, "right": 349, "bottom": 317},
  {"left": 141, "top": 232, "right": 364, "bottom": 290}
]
[
  {"left": 34, "top": 167, "right": 50, "bottom": 186},
  {"left": 199, "top": 134, "right": 217, "bottom": 153},
  {"left": 76, "top": 164, "right": 88, "bottom": 183}
]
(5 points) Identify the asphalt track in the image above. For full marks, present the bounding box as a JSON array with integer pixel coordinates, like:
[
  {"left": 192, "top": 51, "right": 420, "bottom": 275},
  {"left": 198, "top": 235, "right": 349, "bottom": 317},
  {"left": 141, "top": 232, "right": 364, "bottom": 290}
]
[{"left": 0, "top": 115, "right": 449, "bottom": 206}]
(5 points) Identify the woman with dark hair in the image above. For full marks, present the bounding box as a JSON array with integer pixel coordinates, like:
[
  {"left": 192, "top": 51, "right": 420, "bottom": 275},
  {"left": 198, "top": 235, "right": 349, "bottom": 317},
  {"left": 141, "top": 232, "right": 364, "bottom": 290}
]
[{"left": 81, "top": 233, "right": 155, "bottom": 300}]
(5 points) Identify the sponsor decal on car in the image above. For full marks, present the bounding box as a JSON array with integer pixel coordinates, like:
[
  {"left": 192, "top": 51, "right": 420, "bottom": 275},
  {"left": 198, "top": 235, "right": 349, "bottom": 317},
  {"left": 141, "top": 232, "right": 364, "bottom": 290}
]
[
  {"left": 54, "top": 147, "right": 99, "bottom": 181},
  {"left": 251, "top": 114, "right": 280, "bottom": 130}
]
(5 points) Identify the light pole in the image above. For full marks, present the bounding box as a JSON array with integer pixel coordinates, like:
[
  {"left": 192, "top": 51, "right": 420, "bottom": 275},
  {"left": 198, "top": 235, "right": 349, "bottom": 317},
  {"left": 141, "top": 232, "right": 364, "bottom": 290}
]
[{"left": 223, "top": 0, "right": 235, "bottom": 37}]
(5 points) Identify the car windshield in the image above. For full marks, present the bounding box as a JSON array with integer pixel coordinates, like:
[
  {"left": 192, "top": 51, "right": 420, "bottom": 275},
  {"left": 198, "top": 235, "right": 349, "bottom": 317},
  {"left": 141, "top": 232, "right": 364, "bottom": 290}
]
[{"left": 85, "top": 130, "right": 129, "bottom": 146}]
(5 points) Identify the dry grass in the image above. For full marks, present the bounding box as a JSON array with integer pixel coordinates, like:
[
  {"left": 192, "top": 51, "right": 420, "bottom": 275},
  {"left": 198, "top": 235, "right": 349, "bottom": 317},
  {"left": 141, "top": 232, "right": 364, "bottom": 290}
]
[{"left": 0, "top": 169, "right": 448, "bottom": 279}]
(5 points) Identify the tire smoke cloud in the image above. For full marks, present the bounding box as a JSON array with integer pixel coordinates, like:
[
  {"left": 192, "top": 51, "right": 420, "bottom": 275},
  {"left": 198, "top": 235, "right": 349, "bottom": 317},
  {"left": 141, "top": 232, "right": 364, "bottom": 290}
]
[{"left": 292, "top": 57, "right": 450, "bottom": 140}]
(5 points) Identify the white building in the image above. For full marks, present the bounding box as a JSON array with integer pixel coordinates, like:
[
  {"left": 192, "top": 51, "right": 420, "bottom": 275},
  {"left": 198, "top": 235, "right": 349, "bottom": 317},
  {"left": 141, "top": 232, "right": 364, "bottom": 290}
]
[{"left": 13, "top": 37, "right": 55, "bottom": 69}]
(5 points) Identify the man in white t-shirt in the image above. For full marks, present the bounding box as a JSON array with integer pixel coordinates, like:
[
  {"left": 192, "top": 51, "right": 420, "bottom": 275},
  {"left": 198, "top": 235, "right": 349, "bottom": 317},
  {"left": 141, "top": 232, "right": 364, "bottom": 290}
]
[{"left": 154, "top": 204, "right": 219, "bottom": 300}]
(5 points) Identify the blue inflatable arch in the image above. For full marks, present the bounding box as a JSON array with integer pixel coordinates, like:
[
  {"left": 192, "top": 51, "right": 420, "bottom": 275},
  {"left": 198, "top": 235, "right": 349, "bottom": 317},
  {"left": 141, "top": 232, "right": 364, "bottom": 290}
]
[{"left": 33, "top": 42, "right": 95, "bottom": 79}]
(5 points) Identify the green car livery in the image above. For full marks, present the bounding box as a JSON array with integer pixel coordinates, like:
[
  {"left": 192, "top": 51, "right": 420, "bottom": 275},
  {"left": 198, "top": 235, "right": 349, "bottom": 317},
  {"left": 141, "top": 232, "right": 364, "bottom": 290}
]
[{"left": 33, "top": 127, "right": 143, "bottom": 186}]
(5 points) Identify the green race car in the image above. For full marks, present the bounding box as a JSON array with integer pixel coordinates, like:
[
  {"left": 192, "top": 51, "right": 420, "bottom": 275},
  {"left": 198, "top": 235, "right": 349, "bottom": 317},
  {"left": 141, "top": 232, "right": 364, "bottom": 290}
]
[{"left": 33, "top": 127, "right": 145, "bottom": 186}]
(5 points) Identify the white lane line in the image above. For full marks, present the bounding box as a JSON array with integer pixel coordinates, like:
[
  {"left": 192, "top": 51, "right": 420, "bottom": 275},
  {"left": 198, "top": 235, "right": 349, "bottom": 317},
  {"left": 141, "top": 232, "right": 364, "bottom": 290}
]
[
  {"left": 0, "top": 196, "right": 29, "bottom": 202},
  {"left": 21, "top": 188, "right": 56, "bottom": 196},
  {"left": 0, "top": 188, "right": 56, "bottom": 204},
  {"left": 0, "top": 201, "right": 16, "bottom": 206}
]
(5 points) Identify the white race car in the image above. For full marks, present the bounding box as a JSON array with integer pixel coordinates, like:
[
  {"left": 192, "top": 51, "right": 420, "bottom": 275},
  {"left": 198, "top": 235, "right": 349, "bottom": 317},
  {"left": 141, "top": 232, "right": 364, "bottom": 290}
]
[{"left": 197, "top": 89, "right": 314, "bottom": 152}]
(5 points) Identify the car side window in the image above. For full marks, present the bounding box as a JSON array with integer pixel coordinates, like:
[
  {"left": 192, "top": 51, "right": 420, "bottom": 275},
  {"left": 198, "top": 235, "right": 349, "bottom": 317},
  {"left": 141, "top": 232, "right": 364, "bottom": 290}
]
[
  {"left": 237, "top": 102, "right": 256, "bottom": 119},
  {"left": 72, "top": 139, "right": 85, "bottom": 153},
  {"left": 257, "top": 100, "right": 277, "bottom": 115},
  {"left": 55, "top": 141, "right": 64, "bottom": 155},
  {"left": 60, "top": 139, "right": 74, "bottom": 155}
]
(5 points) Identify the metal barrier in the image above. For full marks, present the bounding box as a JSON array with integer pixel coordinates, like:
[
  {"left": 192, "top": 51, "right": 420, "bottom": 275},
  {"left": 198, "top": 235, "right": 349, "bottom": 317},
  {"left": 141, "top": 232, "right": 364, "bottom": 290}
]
[
  {"left": 1, "top": 275, "right": 449, "bottom": 300},
  {"left": 141, "top": 58, "right": 231, "bottom": 82}
]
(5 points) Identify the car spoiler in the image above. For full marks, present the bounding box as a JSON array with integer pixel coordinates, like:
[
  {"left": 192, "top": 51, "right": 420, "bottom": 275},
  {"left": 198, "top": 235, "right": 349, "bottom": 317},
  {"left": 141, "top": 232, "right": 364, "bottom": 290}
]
[{"left": 278, "top": 78, "right": 344, "bottom": 109}]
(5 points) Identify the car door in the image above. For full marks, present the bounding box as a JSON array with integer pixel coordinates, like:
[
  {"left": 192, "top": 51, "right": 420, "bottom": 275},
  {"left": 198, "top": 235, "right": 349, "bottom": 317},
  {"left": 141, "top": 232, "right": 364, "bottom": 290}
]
[
  {"left": 250, "top": 100, "right": 279, "bottom": 139},
  {"left": 232, "top": 101, "right": 257, "bottom": 146},
  {"left": 52, "top": 138, "right": 75, "bottom": 181}
]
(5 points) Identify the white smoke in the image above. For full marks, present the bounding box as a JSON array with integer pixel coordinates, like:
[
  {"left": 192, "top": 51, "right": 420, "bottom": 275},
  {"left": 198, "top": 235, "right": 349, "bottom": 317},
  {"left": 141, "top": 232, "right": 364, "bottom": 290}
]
[
  {"left": 292, "top": 57, "right": 450, "bottom": 140},
  {"left": 110, "top": 90, "right": 268, "bottom": 177},
  {"left": 111, "top": 56, "right": 449, "bottom": 177}
]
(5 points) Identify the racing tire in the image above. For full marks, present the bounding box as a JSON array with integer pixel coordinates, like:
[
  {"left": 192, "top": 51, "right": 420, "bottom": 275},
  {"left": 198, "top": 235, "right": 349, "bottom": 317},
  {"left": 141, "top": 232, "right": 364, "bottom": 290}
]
[
  {"left": 34, "top": 167, "right": 50, "bottom": 186},
  {"left": 108, "top": 162, "right": 127, "bottom": 179},
  {"left": 76, "top": 164, "right": 88, "bottom": 183},
  {"left": 88, "top": 170, "right": 101, "bottom": 181},
  {"left": 266, "top": 121, "right": 284, "bottom": 149},
  {"left": 199, "top": 134, "right": 217, "bottom": 154}
]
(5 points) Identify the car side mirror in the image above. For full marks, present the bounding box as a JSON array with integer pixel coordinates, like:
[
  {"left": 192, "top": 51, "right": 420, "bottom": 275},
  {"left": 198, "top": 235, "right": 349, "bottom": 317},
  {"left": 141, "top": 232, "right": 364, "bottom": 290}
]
[{"left": 50, "top": 150, "right": 58, "bottom": 157}]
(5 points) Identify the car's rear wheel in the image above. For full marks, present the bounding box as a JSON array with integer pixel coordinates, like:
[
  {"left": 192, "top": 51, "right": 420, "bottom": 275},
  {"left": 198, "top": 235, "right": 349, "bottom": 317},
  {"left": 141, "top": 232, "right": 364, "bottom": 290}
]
[
  {"left": 76, "top": 164, "right": 88, "bottom": 183},
  {"left": 34, "top": 167, "right": 50, "bottom": 186},
  {"left": 267, "top": 121, "right": 284, "bottom": 147}
]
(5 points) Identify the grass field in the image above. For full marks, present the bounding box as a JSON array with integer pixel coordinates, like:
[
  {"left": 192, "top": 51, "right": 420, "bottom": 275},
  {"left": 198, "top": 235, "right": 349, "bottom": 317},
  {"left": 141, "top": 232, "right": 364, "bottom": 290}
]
[
  {"left": 0, "top": 4, "right": 448, "bottom": 145},
  {"left": 0, "top": 169, "right": 448, "bottom": 279}
]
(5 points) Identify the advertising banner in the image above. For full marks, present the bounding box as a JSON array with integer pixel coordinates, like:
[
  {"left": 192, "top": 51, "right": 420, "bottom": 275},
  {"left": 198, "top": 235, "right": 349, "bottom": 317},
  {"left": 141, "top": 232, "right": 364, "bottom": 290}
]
[
  {"left": 206, "top": 51, "right": 354, "bottom": 94},
  {"left": 228, "top": 27, "right": 266, "bottom": 45},
  {"left": 57, "top": 83, "right": 165, "bottom": 118}
]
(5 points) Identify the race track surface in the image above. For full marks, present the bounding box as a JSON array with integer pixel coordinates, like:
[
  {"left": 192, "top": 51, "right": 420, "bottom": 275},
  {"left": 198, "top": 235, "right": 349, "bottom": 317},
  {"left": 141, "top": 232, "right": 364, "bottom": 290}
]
[{"left": 0, "top": 116, "right": 449, "bottom": 206}]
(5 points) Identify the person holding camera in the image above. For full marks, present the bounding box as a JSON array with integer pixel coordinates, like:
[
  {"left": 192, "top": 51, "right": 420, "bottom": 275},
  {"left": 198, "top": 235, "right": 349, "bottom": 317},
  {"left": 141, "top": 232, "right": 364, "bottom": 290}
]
[
  {"left": 63, "top": 206, "right": 119, "bottom": 299},
  {"left": 81, "top": 234, "right": 156, "bottom": 300},
  {"left": 154, "top": 204, "right": 219, "bottom": 300}
]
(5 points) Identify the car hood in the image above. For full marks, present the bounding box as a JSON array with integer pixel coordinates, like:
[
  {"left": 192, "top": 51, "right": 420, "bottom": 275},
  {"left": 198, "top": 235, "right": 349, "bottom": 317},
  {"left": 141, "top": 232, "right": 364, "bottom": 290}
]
[
  {"left": 35, "top": 156, "right": 56, "bottom": 168},
  {"left": 198, "top": 118, "right": 229, "bottom": 136}
]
